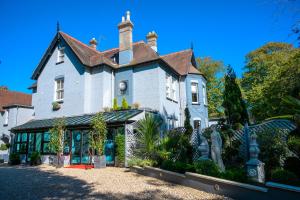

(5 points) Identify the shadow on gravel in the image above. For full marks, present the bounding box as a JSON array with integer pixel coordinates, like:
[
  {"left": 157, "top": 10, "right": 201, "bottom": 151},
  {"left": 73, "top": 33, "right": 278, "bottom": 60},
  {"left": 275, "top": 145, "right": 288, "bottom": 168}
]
[{"left": 0, "top": 165, "right": 217, "bottom": 200}]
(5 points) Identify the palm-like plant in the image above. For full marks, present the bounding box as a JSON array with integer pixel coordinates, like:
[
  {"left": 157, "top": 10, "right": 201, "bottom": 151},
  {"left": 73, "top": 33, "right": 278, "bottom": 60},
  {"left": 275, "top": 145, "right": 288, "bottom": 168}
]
[{"left": 135, "top": 114, "right": 161, "bottom": 159}]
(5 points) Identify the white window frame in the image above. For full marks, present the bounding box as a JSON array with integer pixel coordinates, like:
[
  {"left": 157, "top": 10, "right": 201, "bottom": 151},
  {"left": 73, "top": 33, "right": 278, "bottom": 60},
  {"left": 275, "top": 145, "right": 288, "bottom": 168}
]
[
  {"left": 55, "top": 78, "right": 64, "bottom": 102},
  {"left": 57, "top": 47, "right": 65, "bottom": 63},
  {"left": 4, "top": 110, "right": 9, "bottom": 126},
  {"left": 193, "top": 118, "right": 201, "bottom": 130},
  {"left": 191, "top": 80, "right": 199, "bottom": 104},
  {"left": 171, "top": 77, "right": 177, "bottom": 101},
  {"left": 166, "top": 73, "right": 172, "bottom": 99},
  {"left": 202, "top": 83, "right": 207, "bottom": 105}
]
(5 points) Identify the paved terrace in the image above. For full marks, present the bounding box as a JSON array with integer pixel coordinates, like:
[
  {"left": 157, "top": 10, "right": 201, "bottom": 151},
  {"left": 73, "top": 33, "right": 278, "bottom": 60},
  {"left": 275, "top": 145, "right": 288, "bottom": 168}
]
[{"left": 0, "top": 164, "right": 229, "bottom": 200}]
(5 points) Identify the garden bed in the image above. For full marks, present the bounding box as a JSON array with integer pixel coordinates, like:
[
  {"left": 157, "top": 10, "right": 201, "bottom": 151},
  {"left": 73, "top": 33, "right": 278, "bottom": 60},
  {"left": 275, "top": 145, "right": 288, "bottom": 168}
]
[{"left": 130, "top": 166, "right": 300, "bottom": 200}]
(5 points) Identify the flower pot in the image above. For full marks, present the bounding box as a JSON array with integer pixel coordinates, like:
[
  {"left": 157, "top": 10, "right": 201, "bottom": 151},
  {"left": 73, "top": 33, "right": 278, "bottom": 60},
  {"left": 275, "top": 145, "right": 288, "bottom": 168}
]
[{"left": 94, "top": 155, "right": 106, "bottom": 168}]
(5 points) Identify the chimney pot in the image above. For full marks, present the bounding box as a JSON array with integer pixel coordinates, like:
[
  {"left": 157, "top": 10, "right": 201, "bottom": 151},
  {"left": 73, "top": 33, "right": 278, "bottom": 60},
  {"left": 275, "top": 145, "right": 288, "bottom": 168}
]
[
  {"left": 126, "top": 11, "right": 130, "bottom": 21},
  {"left": 89, "top": 38, "right": 98, "bottom": 49},
  {"left": 146, "top": 31, "right": 158, "bottom": 52}
]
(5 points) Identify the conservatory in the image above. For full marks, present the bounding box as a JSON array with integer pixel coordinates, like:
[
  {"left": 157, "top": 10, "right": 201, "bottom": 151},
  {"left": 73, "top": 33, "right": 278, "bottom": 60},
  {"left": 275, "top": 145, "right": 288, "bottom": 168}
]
[{"left": 10, "top": 109, "right": 144, "bottom": 165}]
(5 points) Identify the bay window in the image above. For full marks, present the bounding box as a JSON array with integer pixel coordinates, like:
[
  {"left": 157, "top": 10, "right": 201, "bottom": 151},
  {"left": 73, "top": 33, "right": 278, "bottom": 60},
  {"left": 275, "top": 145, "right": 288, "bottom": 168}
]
[{"left": 191, "top": 81, "right": 199, "bottom": 104}]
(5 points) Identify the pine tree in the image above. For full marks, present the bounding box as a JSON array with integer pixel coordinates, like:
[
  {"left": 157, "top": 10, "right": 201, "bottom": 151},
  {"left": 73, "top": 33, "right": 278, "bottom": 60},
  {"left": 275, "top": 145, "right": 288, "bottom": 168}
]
[
  {"left": 184, "top": 107, "right": 193, "bottom": 136},
  {"left": 222, "top": 66, "right": 248, "bottom": 127},
  {"left": 121, "top": 97, "right": 129, "bottom": 109},
  {"left": 113, "top": 98, "right": 118, "bottom": 110}
]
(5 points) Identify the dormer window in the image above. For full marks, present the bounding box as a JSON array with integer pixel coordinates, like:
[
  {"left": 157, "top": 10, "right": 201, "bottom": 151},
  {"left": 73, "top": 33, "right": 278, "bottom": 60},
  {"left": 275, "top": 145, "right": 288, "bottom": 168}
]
[
  {"left": 57, "top": 47, "right": 65, "bottom": 63},
  {"left": 55, "top": 77, "right": 64, "bottom": 102}
]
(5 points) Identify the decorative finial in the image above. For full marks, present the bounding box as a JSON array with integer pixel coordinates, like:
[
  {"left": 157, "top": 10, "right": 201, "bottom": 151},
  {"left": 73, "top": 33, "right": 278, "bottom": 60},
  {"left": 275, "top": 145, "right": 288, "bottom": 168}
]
[{"left": 57, "top": 21, "right": 60, "bottom": 32}]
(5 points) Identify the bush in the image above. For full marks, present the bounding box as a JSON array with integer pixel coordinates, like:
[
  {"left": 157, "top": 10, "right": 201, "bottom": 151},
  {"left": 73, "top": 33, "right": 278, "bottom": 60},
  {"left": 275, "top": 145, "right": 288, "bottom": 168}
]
[
  {"left": 30, "top": 152, "right": 41, "bottom": 166},
  {"left": 128, "top": 158, "right": 156, "bottom": 167},
  {"left": 220, "top": 168, "right": 247, "bottom": 182},
  {"left": 9, "top": 153, "right": 20, "bottom": 165},
  {"left": 288, "top": 136, "right": 300, "bottom": 158},
  {"left": 194, "top": 160, "right": 221, "bottom": 177},
  {"left": 113, "top": 98, "right": 118, "bottom": 110},
  {"left": 271, "top": 169, "right": 300, "bottom": 186},
  {"left": 284, "top": 157, "right": 300, "bottom": 178},
  {"left": 161, "top": 160, "right": 187, "bottom": 174},
  {"left": 121, "top": 97, "right": 129, "bottom": 109},
  {"left": 0, "top": 143, "right": 8, "bottom": 151},
  {"left": 115, "top": 134, "right": 125, "bottom": 167}
]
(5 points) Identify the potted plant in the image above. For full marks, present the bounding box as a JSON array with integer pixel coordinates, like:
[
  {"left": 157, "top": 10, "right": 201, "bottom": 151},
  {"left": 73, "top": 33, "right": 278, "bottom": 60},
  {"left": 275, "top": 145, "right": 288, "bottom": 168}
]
[
  {"left": 52, "top": 102, "right": 61, "bottom": 111},
  {"left": 49, "top": 118, "right": 65, "bottom": 167},
  {"left": 90, "top": 112, "right": 107, "bottom": 168}
]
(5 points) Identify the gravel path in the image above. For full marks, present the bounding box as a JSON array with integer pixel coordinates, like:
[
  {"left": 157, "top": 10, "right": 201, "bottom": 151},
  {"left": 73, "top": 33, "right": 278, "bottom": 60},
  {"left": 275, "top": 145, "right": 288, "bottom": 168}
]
[{"left": 0, "top": 164, "right": 229, "bottom": 200}]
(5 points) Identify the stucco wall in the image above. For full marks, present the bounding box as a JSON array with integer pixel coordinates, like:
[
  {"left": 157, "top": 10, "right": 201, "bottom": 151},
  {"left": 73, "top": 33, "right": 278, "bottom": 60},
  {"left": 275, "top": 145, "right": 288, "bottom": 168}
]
[
  {"left": 115, "top": 67, "right": 133, "bottom": 106},
  {"left": 185, "top": 74, "right": 209, "bottom": 130}
]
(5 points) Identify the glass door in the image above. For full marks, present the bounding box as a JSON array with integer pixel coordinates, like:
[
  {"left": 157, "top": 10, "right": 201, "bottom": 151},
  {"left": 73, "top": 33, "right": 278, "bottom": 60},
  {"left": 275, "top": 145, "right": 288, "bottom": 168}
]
[
  {"left": 71, "top": 131, "right": 81, "bottom": 164},
  {"left": 71, "top": 130, "right": 90, "bottom": 164}
]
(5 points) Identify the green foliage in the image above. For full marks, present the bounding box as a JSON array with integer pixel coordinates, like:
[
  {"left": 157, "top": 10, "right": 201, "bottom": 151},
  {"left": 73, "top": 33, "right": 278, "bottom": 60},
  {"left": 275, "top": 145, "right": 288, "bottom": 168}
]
[
  {"left": 223, "top": 66, "right": 249, "bottom": 126},
  {"left": 196, "top": 57, "right": 225, "bottom": 118},
  {"left": 241, "top": 42, "right": 300, "bottom": 122},
  {"left": 287, "top": 136, "right": 300, "bottom": 158},
  {"left": 52, "top": 102, "right": 61, "bottom": 111},
  {"left": 49, "top": 118, "right": 65, "bottom": 154},
  {"left": 284, "top": 157, "right": 300, "bottom": 178},
  {"left": 257, "top": 129, "right": 288, "bottom": 178},
  {"left": 90, "top": 112, "right": 107, "bottom": 156},
  {"left": 134, "top": 114, "right": 161, "bottom": 159},
  {"left": 0, "top": 144, "right": 8, "bottom": 151},
  {"left": 271, "top": 169, "right": 300, "bottom": 186},
  {"left": 121, "top": 97, "right": 129, "bottom": 109},
  {"left": 30, "top": 152, "right": 41, "bottom": 166},
  {"left": 115, "top": 134, "right": 125, "bottom": 166},
  {"left": 220, "top": 168, "right": 247, "bottom": 183},
  {"left": 184, "top": 107, "right": 193, "bottom": 137},
  {"left": 161, "top": 160, "right": 189, "bottom": 174},
  {"left": 113, "top": 98, "right": 118, "bottom": 110},
  {"left": 194, "top": 160, "right": 221, "bottom": 177},
  {"left": 127, "top": 157, "right": 156, "bottom": 167},
  {"left": 9, "top": 153, "right": 20, "bottom": 165}
]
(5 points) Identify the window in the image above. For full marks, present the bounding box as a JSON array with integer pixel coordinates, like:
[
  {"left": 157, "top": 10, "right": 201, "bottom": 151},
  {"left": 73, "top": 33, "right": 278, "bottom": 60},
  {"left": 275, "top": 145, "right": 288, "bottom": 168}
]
[
  {"left": 193, "top": 119, "right": 201, "bottom": 130},
  {"left": 166, "top": 73, "right": 172, "bottom": 99},
  {"left": 166, "top": 73, "right": 177, "bottom": 101},
  {"left": 14, "top": 133, "right": 28, "bottom": 153},
  {"left": 191, "top": 82, "right": 199, "bottom": 104},
  {"left": 42, "top": 132, "right": 51, "bottom": 153},
  {"left": 202, "top": 83, "right": 207, "bottom": 105},
  {"left": 55, "top": 78, "right": 64, "bottom": 101},
  {"left": 4, "top": 110, "right": 9, "bottom": 126},
  {"left": 57, "top": 47, "right": 65, "bottom": 63}
]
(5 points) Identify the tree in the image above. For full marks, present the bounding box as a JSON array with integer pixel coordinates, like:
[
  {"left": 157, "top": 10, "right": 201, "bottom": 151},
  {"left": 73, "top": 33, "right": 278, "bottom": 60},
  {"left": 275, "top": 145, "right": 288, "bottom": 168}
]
[
  {"left": 49, "top": 118, "right": 66, "bottom": 166},
  {"left": 241, "top": 42, "right": 300, "bottom": 122},
  {"left": 223, "top": 66, "right": 249, "bottom": 127},
  {"left": 184, "top": 107, "right": 193, "bottom": 136},
  {"left": 90, "top": 112, "right": 107, "bottom": 156},
  {"left": 121, "top": 97, "right": 129, "bottom": 109},
  {"left": 197, "top": 57, "right": 225, "bottom": 118},
  {"left": 134, "top": 114, "right": 161, "bottom": 159}
]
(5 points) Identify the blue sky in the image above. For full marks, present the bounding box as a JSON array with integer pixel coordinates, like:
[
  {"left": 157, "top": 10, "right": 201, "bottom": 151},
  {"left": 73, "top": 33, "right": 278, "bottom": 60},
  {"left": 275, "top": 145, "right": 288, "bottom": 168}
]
[{"left": 0, "top": 0, "right": 299, "bottom": 93}]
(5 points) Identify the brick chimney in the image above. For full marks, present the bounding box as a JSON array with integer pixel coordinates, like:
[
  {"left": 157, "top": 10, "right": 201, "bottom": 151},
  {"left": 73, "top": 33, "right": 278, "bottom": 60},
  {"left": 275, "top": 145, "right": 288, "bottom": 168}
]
[
  {"left": 146, "top": 31, "right": 158, "bottom": 52},
  {"left": 118, "top": 11, "right": 134, "bottom": 65},
  {"left": 89, "top": 38, "right": 97, "bottom": 49}
]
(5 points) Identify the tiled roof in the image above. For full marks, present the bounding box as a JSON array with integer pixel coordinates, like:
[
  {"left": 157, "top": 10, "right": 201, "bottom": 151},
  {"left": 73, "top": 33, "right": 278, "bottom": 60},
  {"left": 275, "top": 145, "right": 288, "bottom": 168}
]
[
  {"left": 32, "top": 31, "right": 204, "bottom": 80},
  {"left": 11, "top": 109, "right": 143, "bottom": 132},
  {"left": 0, "top": 87, "right": 32, "bottom": 112}
]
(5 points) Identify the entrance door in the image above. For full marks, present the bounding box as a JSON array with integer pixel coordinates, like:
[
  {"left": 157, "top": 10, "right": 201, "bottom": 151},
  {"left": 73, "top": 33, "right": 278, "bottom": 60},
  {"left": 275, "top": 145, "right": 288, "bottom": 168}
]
[{"left": 71, "top": 130, "right": 90, "bottom": 164}]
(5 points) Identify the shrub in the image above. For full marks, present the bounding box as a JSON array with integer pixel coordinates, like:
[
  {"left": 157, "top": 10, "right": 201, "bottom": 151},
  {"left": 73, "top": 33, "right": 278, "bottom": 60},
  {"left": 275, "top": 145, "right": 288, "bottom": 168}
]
[
  {"left": 220, "top": 168, "right": 247, "bottom": 182},
  {"left": 121, "top": 97, "right": 129, "bottom": 109},
  {"left": 128, "top": 158, "right": 156, "bottom": 167},
  {"left": 9, "top": 153, "right": 20, "bottom": 165},
  {"left": 113, "top": 98, "right": 118, "bottom": 110},
  {"left": 194, "top": 160, "right": 221, "bottom": 177},
  {"left": 30, "top": 152, "right": 41, "bottom": 166},
  {"left": 284, "top": 157, "right": 300, "bottom": 178},
  {"left": 271, "top": 169, "right": 300, "bottom": 186},
  {"left": 115, "top": 134, "right": 125, "bottom": 167},
  {"left": 132, "top": 102, "right": 140, "bottom": 109},
  {"left": 288, "top": 136, "right": 300, "bottom": 158},
  {"left": 161, "top": 160, "right": 188, "bottom": 174},
  {"left": 0, "top": 144, "right": 8, "bottom": 151}
]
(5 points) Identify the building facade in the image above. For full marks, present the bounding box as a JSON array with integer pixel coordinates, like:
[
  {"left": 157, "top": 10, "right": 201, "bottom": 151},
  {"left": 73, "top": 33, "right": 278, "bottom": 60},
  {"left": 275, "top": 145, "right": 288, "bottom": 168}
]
[{"left": 10, "top": 11, "right": 208, "bottom": 165}]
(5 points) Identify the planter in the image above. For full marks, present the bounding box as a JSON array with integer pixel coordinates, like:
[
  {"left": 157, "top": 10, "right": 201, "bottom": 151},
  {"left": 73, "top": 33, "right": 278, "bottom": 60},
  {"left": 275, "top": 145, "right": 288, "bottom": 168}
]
[
  {"left": 94, "top": 155, "right": 106, "bottom": 168},
  {"left": 63, "top": 155, "right": 70, "bottom": 166}
]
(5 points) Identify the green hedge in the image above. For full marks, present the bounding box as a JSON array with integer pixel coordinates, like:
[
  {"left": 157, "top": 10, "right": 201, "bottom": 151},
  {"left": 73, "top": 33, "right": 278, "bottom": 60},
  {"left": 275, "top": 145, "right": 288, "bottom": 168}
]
[{"left": 115, "top": 134, "right": 125, "bottom": 166}]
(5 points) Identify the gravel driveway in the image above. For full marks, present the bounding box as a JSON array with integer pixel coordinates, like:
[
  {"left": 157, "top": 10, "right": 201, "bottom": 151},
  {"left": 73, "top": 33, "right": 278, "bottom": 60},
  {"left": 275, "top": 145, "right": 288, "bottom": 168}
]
[{"left": 0, "top": 164, "right": 229, "bottom": 200}]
